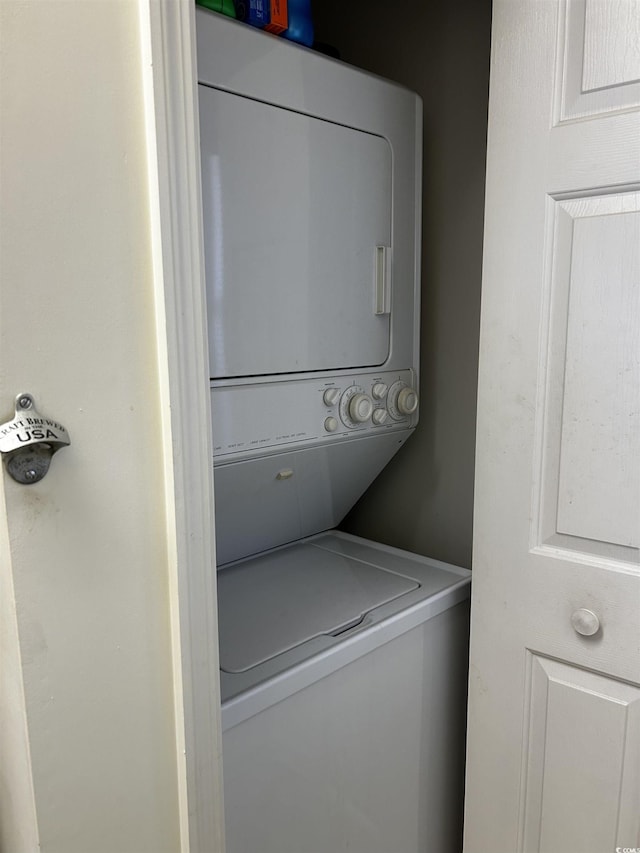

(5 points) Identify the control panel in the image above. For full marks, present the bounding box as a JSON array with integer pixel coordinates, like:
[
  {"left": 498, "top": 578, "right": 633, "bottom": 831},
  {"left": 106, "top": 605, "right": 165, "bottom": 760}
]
[{"left": 212, "top": 370, "right": 418, "bottom": 460}]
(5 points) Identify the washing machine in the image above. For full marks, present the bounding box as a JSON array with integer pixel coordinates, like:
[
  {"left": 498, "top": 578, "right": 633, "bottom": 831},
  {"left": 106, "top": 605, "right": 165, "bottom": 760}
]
[{"left": 196, "top": 9, "right": 471, "bottom": 852}]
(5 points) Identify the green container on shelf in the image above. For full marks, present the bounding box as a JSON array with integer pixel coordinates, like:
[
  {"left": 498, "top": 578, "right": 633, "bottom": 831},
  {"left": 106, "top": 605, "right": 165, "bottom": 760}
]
[{"left": 196, "top": 0, "right": 237, "bottom": 18}]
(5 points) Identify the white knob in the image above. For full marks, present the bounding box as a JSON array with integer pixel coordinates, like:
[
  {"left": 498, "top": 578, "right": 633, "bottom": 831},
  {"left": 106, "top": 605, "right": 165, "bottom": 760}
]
[
  {"left": 349, "top": 393, "right": 373, "bottom": 423},
  {"left": 571, "top": 608, "right": 600, "bottom": 637},
  {"left": 324, "top": 417, "right": 338, "bottom": 432},
  {"left": 397, "top": 387, "right": 418, "bottom": 415},
  {"left": 372, "top": 408, "right": 388, "bottom": 425},
  {"left": 323, "top": 388, "right": 340, "bottom": 407},
  {"left": 372, "top": 382, "right": 388, "bottom": 400}
]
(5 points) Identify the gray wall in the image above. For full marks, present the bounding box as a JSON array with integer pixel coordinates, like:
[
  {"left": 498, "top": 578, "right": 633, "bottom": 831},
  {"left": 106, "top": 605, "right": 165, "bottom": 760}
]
[{"left": 315, "top": 0, "right": 492, "bottom": 569}]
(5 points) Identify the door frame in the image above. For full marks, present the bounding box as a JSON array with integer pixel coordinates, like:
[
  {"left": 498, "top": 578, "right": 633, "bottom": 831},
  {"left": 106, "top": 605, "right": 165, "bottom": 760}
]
[{"left": 139, "top": 2, "right": 225, "bottom": 851}]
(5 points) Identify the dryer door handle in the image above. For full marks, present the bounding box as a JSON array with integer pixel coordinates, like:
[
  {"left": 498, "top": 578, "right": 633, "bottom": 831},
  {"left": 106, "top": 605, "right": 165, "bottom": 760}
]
[{"left": 374, "top": 245, "right": 391, "bottom": 315}]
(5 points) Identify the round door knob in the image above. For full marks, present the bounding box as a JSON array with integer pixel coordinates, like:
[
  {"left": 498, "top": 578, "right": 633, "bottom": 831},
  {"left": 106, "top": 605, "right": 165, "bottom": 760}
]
[
  {"left": 397, "top": 387, "right": 418, "bottom": 415},
  {"left": 571, "top": 608, "right": 600, "bottom": 637},
  {"left": 372, "top": 382, "right": 388, "bottom": 400},
  {"left": 323, "top": 388, "right": 341, "bottom": 407},
  {"left": 372, "top": 408, "right": 389, "bottom": 425},
  {"left": 349, "top": 393, "right": 373, "bottom": 423}
]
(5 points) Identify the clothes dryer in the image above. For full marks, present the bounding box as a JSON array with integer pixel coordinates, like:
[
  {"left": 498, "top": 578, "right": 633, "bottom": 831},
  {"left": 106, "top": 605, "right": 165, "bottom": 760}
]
[{"left": 197, "top": 7, "right": 423, "bottom": 563}]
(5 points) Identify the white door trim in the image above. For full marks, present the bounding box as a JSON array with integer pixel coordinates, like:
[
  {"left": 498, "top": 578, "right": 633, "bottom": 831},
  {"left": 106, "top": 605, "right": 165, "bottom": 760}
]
[{"left": 138, "top": 2, "right": 225, "bottom": 851}]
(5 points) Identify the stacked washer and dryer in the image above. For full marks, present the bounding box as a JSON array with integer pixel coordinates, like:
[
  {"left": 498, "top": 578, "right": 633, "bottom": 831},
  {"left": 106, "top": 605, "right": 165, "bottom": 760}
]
[{"left": 196, "top": 8, "right": 471, "bottom": 853}]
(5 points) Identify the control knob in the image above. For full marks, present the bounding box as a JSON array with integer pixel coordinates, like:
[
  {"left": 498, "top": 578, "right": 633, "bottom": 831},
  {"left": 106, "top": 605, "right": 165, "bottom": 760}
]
[
  {"left": 349, "top": 393, "right": 373, "bottom": 423},
  {"left": 372, "top": 382, "right": 388, "bottom": 400},
  {"left": 323, "top": 388, "right": 341, "bottom": 407},
  {"left": 397, "top": 387, "right": 418, "bottom": 415},
  {"left": 387, "top": 381, "right": 419, "bottom": 421},
  {"left": 372, "top": 408, "right": 389, "bottom": 425}
]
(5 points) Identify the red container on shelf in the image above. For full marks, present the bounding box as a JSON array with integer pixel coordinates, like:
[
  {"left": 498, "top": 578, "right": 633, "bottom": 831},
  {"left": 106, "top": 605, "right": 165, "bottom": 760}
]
[{"left": 265, "top": 0, "right": 287, "bottom": 34}]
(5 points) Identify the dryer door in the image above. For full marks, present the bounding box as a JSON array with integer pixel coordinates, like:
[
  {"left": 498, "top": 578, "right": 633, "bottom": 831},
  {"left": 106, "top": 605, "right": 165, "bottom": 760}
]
[{"left": 199, "top": 86, "right": 392, "bottom": 379}]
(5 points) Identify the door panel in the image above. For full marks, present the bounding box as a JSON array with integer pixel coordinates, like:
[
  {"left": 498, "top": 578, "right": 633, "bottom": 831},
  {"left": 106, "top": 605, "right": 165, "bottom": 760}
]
[
  {"left": 199, "top": 86, "right": 392, "bottom": 378},
  {"left": 520, "top": 655, "right": 640, "bottom": 853},
  {"left": 536, "top": 192, "right": 640, "bottom": 559},
  {"left": 558, "top": 0, "right": 640, "bottom": 120},
  {"left": 465, "top": 1, "right": 640, "bottom": 850},
  {"left": 554, "top": 201, "right": 639, "bottom": 547}
]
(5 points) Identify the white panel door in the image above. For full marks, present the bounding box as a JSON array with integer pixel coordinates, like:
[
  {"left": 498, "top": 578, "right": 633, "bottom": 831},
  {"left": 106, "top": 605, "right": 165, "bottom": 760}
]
[
  {"left": 199, "top": 86, "right": 392, "bottom": 378},
  {"left": 464, "top": 1, "right": 640, "bottom": 851}
]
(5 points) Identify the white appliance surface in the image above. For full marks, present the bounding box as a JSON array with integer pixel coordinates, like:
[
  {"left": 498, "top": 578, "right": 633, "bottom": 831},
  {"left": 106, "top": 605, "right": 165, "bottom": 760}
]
[
  {"left": 195, "top": 13, "right": 470, "bottom": 851},
  {"left": 220, "top": 531, "right": 471, "bottom": 853},
  {"left": 197, "top": 6, "right": 422, "bottom": 389},
  {"left": 213, "top": 430, "right": 413, "bottom": 565},
  {"left": 211, "top": 369, "right": 417, "bottom": 461},
  {"left": 223, "top": 604, "right": 471, "bottom": 853},
  {"left": 199, "top": 85, "right": 392, "bottom": 378},
  {"left": 197, "top": 7, "right": 423, "bottom": 561},
  {"left": 219, "top": 531, "right": 471, "bottom": 731},
  {"left": 218, "top": 543, "right": 418, "bottom": 672}
]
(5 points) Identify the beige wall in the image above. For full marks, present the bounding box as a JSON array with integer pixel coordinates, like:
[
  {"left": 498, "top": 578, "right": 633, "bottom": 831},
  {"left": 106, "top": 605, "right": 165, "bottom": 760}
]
[
  {"left": 316, "top": 0, "right": 492, "bottom": 569},
  {"left": 0, "top": 2, "right": 181, "bottom": 851},
  {"left": 0, "top": 483, "right": 38, "bottom": 852}
]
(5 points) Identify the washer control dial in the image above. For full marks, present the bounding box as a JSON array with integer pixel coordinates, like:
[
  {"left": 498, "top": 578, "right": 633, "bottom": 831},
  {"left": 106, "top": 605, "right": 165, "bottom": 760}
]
[
  {"left": 372, "top": 382, "right": 388, "bottom": 400},
  {"left": 387, "top": 382, "right": 419, "bottom": 421},
  {"left": 323, "top": 388, "right": 341, "bottom": 407},
  {"left": 372, "top": 408, "right": 389, "bottom": 425},
  {"left": 339, "top": 387, "right": 373, "bottom": 428},
  {"left": 324, "top": 416, "right": 338, "bottom": 432},
  {"left": 397, "top": 387, "right": 418, "bottom": 415},
  {"left": 349, "top": 393, "right": 373, "bottom": 423}
]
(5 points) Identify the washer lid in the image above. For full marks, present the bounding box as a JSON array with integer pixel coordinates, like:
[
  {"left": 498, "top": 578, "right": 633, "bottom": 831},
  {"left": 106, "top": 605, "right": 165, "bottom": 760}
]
[{"left": 217, "top": 542, "right": 419, "bottom": 673}]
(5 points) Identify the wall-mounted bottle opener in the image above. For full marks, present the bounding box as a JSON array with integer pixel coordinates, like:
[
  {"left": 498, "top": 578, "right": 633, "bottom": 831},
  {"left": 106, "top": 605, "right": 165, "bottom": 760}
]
[{"left": 0, "top": 393, "right": 70, "bottom": 484}]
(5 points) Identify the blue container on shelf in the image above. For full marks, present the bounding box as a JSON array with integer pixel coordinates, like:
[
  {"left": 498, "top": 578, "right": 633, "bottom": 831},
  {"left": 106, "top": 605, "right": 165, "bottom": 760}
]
[
  {"left": 281, "top": 0, "right": 313, "bottom": 47},
  {"left": 234, "top": 0, "right": 268, "bottom": 27}
]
